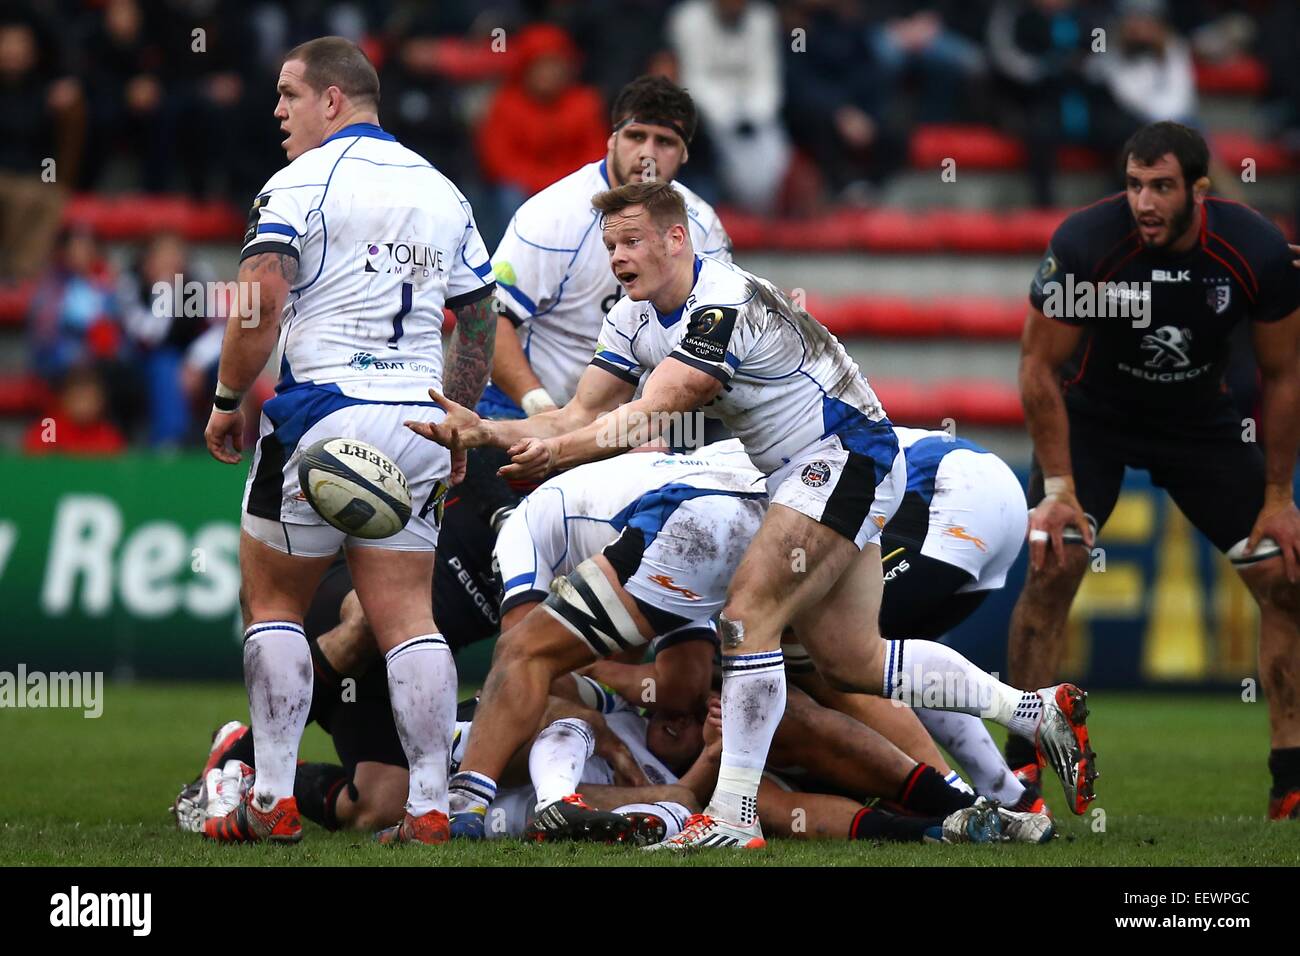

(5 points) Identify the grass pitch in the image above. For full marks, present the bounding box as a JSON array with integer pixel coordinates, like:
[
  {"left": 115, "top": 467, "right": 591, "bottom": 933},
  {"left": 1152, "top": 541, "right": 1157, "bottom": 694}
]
[{"left": 2, "top": 683, "right": 1296, "bottom": 867}]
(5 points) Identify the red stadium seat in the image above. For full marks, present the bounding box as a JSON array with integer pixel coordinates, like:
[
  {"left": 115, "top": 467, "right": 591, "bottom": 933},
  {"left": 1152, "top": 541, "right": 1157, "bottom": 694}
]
[
  {"left": 909, "top": 124, "right": 1025, "bottom": 170},
  {"left": 424, "top": 36, "right": 512, "bottom": 82},
  {"left": 63, "top": 195, "right": 244, "bottom": 242},
  {"left": 1208, "top": 132, "right": 1295, "bottom": 175},
  {"left": 0, "top": 281, "right": 34, "bottom": 327},
  {"left": 1194, "top": 56, "right": 1269, "bottom": 96},
  {"left": 872, "top": 378, "right": 1024, "bottom": 427},
  {"left": 806, "top": 295, "right": 1024, "bottom": 340},
  {"left": 0, "top": 374, "right": 50, "bottom": 416}
]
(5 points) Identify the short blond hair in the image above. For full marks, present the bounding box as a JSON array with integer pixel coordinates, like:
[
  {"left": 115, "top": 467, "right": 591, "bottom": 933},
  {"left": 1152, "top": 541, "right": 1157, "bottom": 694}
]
[{"left": 591, "top": 179, "right": 687, "bottom": 232}]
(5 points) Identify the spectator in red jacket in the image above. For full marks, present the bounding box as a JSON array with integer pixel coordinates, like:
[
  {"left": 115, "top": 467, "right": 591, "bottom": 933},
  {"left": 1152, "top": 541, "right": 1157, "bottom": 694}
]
[
  {"left": 476, "top": 24, "right": 607, "bottom": 240},
  {"left": 23, "top": 365, "right": 126, "bottom": 456}
]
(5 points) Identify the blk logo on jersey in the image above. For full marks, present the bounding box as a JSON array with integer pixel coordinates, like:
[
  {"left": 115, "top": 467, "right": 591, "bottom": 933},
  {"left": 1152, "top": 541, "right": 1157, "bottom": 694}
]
[
  {"left": 357, "top": 241, "right": 445, "bottom": 278},
  {"left": 800, "top": 461, "right": 832, "bottom": 487},
  {"left": 1140, "top": 326, "right": 1193, "bottom": 369},
  {"left": 1207, "top": 284, "right": 1231, "bottom": 314}
]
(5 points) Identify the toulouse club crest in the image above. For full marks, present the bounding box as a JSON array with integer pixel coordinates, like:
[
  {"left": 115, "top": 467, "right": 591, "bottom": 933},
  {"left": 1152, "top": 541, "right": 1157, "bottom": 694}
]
[{"left": 1207, "top": 284, "right": 1231, "bottom": 315}]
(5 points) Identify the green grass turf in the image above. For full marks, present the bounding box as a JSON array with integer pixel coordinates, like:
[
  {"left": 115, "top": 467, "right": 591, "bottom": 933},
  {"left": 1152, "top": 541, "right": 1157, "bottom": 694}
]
[{"left": 1, "top": 683, "right": 1296, "bottom": 866}]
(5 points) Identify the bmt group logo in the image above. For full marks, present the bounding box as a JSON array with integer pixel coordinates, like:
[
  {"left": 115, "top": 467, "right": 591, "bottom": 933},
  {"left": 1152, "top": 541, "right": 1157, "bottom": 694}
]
[{"left": 357, "top": 240, "right": 445, "bottom": 279}]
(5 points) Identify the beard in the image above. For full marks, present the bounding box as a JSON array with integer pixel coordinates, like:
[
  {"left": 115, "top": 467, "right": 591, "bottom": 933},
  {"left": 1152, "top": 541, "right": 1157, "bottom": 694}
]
[{"left": 1144, "top": 190, "right": 1196, "bottom": 249}]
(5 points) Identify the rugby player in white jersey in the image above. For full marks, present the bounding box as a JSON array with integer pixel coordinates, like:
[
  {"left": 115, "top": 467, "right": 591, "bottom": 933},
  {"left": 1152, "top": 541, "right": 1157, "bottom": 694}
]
[
  {"left": 478, "top": 75, "right": 731, "bottom": 420},
  {"left": 201, "top": 37, "right": 497, "bottom": 846},
  {"left": 412, "top": 180, "right": 1098, "bottom": 848},
  {"left": 783, "top": 426, "right": 1041, "bottom": 811}
]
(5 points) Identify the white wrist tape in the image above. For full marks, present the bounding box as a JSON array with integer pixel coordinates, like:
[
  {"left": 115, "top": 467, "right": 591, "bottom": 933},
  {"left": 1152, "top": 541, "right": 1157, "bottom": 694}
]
[
  {"left": 521, "top": 388, "right": 556, "bottom": 417},
  {"left": 1043, "top": 476, "right": 1073, "bottom": 497}
]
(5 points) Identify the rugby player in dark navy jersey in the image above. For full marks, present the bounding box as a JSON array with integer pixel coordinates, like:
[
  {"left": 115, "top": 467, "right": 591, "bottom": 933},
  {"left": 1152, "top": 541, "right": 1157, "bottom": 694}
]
[{"left": 1007, "top": 121, "right": 1300, "bottom": 820}]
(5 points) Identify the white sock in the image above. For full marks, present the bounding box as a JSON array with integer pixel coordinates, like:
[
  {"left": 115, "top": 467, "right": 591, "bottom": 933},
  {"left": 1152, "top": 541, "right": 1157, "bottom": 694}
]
[
  {"left": 448, "top": 771, "right": 498, "bottom": 814},
  {"left": 385, "top": 634, "right": 457, "bottom": 817},
  {"left": 613, "top": 801, "right": 692, "bottom": 840},
  {"left": 943, "top": 769, "right": 976, "bottom": 796},
  {"left": 711, "top": 650, "right": 785, "bottom": 827},
  {"left": 881, "top": 638, "right": 1041, "bottom": 740},
  {"left": 243, "top": 621, "right": 312, "bottom": 807},
  {"left": 921, "top": 710, "right": 1026, "bottom": 804},
  {"left": 530, "top": 718, "right": 595, "bottom": 809}
]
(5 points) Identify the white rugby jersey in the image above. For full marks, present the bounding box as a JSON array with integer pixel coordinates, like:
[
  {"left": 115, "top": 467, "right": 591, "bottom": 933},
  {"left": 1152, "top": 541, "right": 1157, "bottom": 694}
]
[
  {"left": 487, "top": 159, "right": 731, "bottom": 409},
  {"left": 495, "top": 442, "right": 763, "bottom": 606},
  {"left": 592, "top": 257, "right": 889, "bottom": 474},
  {"left": 240, "top": 123, "right": 494, "bottom": 403}
]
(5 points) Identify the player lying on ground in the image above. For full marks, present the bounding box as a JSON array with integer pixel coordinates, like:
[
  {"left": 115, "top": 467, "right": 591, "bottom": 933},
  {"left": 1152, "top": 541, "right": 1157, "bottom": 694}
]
[
  {"left": 1007, "top": 120, "right": 1300, "bottom": 819},
  {"left": 200, "top": 37, "right": 498, "bottom": 846},
  {"left": 410, "top": 180, "right": 1096, "bottom": 848},
  {"left": 175, "top": 671, "right": 1052, "bottom": 845}
]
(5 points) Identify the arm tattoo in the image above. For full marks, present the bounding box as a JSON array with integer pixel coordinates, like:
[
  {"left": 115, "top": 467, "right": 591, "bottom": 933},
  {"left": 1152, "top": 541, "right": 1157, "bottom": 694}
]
[
  {"left": 242, "top": 251, "right": 300, "bottom": 286},
  {"left": 445, "top": 296, "right": 497, "bottom": 408}
]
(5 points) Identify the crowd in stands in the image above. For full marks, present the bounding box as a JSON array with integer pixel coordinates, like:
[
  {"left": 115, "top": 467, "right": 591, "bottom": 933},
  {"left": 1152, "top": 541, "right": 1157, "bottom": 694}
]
[{"left": 2, "top": 0, "right": 1298, "bottom": 452}]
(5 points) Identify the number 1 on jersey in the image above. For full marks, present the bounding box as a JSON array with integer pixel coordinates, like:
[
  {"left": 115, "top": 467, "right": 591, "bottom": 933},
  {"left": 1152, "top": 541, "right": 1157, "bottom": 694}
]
[{"left": 388, "top": 282, "right": 413, "bottom": 348}]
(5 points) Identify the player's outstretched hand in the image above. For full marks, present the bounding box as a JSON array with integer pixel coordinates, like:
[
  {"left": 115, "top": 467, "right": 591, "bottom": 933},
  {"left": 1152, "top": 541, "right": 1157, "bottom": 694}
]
[
  {"left": 1246, "top": 499, "right": 1300, "bottom": 582},
  {"left": 499, "top": 436, "right": 556, "bottom": 481},
  {"left": 405, "top": 388, "right": 492, "bottom": 451},
  {"left": 204, "top": 407, "right": 244, "bottom": 464},
  {"left": 1027, "top": 492, "right": 1093, "bottom": 570}
]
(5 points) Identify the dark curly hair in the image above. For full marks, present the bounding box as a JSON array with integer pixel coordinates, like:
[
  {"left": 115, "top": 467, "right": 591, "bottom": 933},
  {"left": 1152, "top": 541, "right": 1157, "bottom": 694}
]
[
  {"left": 1121, "top": 121, "right": 1210, "bottom": 187},
  {"left": 610, "top": 75, "right": 697, "bottom": 144}
]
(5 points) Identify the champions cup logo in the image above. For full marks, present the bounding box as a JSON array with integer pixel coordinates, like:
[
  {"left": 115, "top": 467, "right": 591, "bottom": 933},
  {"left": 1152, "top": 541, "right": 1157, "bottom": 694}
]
[
  {"left": 800, "top": 461, "right": 832, "bottom": 487},
  {"left": 1140, "top": 326, "right": 1193, "bottom": 369},
  {"left": 358, "top": 241, "right": 445, "bottom": 279}
]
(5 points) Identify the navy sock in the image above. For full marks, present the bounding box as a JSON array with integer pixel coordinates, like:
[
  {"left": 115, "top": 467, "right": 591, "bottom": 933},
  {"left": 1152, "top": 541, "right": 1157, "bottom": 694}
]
[
  {"left": 1005, "top": 734, "right": 1038, "bottom": 770},
  {"left": 896, "top": 764, "right": 975, "bottom": 816},
  {"left": 1268, "top": 747, "right": 1300, "bottom": 795},
  {"left": 293, "top": 763, "right": 354, "bottom": 831},
  {"left": 849, "top": 806, "right": 941, "bottom": 843}
]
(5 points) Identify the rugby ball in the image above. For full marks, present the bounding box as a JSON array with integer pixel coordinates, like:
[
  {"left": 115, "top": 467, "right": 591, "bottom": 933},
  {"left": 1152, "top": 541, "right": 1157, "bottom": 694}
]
[{"left": 298, "top": 438, "right": 412, "bottom": 539}]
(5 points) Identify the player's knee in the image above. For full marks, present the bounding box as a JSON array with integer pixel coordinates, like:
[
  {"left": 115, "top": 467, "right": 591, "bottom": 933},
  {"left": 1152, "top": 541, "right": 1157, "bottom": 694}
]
[
  {"left": 349, "top": 805, "right": 403, "bottom": 833},
  {"left": 818, "top": 657, "right": 877, "bottom": 696},
  {"left": 1024, "top": 549, "right": 1089, "bottom": 600},
  {"left": 1246, "top": 567, "right": 1300, "bottom": 618},
  {"left": 493, "top": 623, "right": 562, "bottom": 673}
]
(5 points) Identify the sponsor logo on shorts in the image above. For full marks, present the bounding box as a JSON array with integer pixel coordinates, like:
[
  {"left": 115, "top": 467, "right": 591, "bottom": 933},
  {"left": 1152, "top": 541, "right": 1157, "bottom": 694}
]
[
  {"left": 347, "top": 352, "right": 436, "bottom": 374},
  {"left": 883, "top": 558, "right": 910, "bottom": 581},
  {"left": 646, "top": 574, "right": 702, "bottom": 601},
  {"left": 944, "top": 525, "right": 988, "bottom": 552},
  {"left": 800, "top": 461, "right": 832, "bottom": 487}
]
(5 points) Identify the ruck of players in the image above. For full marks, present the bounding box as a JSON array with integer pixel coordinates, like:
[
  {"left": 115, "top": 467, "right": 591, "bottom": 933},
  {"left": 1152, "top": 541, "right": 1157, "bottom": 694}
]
[{"left": 183, "top": 34, "right": 1300, "bottom": 851}]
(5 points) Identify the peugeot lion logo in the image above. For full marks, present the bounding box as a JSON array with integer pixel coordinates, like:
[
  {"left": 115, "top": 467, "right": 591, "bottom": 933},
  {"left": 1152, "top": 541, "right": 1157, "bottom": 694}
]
[{"left": 1140, "top": 326, "right": 1193, "bottom": 369}]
